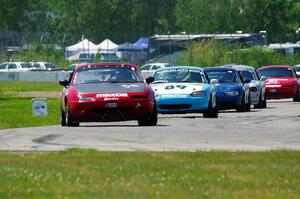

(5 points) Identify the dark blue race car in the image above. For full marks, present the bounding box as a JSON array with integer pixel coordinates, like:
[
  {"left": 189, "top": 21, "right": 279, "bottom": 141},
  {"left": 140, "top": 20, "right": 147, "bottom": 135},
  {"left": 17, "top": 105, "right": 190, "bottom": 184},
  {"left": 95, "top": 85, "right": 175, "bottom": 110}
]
[{"left": 204, "top": 67, "right": 251, "bottom": 112}]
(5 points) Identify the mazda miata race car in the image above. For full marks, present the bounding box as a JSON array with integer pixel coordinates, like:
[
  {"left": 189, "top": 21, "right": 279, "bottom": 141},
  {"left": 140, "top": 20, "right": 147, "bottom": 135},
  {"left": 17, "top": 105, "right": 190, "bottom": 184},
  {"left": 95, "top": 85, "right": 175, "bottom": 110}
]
[
  {"left": 148, "top": 66, "right": 218, "bottom": 118},
  {"left": 226, "top": 65, "right": 267, "bottom": 108},
  {"left": 204, "top": 67, "right": 251, "bottom": 112},
  {"left": 257, "top": 65, "right": 300, "bottom": 101},
  {"left": 59, "top": 63, "right": 157, "bottom": 126}
]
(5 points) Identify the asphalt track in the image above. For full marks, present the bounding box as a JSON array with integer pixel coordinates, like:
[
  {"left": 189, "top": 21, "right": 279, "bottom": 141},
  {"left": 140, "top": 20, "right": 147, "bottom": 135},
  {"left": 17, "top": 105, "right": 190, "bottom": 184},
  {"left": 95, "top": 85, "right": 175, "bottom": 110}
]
[{"left": 0, "top": 99, "right": 299, "bottom": 152}]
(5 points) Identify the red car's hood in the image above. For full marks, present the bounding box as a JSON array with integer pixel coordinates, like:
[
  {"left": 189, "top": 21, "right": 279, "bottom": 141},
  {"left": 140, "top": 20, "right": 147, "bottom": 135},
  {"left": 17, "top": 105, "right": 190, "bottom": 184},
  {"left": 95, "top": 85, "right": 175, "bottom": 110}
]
[
  {"left": 74, "top": 82, "right": 146, "bottom": 94},
  {"left": 265, "top": 77, "right": 297, "bottom": 86}
]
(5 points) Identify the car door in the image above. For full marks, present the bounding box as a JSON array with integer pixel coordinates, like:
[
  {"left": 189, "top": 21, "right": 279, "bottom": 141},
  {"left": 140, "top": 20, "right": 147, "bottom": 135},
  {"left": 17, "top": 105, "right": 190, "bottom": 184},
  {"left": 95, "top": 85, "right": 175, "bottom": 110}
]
[
  {"left": 237, "top": 71, "right": 250, "bottom": 104},
  {"left": 7, "top": 63, "right": 18, "bottom": 72}
]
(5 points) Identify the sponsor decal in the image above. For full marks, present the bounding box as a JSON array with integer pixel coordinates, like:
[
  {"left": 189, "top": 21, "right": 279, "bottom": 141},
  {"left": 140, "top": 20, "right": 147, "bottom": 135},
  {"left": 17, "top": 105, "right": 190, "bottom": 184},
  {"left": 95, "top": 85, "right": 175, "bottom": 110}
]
[
  {"left": 121, "top": 84, "right": 139, "bottom": 88},
  {"left": 104, "top": 98, "right": 119, "bottom": 101},
  {"left": 156, "top": 69, "right": 203, "bottom": 74},
  {"left": 96, "top": 93, "right": 128, "bottom": 98},
  {"left": 160, "top": 94, "right": 187, "bottom": 99},
  {"left": 267, "top": 79, "right": 288, "bottom": 84},
  {"left": 266, "top": 85, "right": 281, "bottom": 88}
]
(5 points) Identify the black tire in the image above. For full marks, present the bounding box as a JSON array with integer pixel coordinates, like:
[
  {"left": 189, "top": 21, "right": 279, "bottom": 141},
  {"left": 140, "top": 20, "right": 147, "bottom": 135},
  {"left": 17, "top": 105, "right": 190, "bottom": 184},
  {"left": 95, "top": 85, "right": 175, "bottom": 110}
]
[
  {"left": 65, "top": 103, "right": 79, "bottom": 127},
  {"left": 245, "top": 94, "right": 251, "bottom": 112},
  {"left": 262, "top": 93, "right": 267, "bottom": 108},
  {"left": 60, "top": 107, "right": 66, "bottom": 126},
  {"left": 203, "top": 97, "right": 218, "bottom": 118},
  {"left": 255, "top": 90, "right": 267, "bottom": 109},
  {"left": 236, "top": 94, "right": 247, "bottom": 112},
  {"left": 138, "top": 106, "right": 157, "bottom": 126},
  {"left": 293, "top": 87, "right": 300, "bottom": 102},
  {"left": 254, "top": 92, "right": 263, "bottom": 109}
]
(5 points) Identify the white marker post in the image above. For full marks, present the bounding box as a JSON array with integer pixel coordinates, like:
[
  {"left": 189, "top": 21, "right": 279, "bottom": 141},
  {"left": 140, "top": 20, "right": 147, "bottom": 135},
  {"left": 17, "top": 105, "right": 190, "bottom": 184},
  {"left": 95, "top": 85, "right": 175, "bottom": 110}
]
[{"left": 32, "top": 98, "right": 48, "bottom": 116}]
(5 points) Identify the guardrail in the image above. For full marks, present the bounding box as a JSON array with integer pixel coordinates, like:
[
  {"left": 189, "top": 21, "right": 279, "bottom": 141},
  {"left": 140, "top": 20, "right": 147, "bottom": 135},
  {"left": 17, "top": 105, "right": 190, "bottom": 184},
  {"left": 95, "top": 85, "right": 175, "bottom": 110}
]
[{"left": 0, "top": 71, "right": 69, "bottom": 82}]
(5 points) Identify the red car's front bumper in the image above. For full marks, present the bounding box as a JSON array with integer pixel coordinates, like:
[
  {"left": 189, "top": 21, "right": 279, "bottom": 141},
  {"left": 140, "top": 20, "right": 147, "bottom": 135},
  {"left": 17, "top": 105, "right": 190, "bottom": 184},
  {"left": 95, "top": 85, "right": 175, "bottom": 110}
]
[
  {"left": 68, "top": 99, "right": 155, "bottom": 122},
  {"left": 265, "top": 85, "right": 297, "bottom": 99}
]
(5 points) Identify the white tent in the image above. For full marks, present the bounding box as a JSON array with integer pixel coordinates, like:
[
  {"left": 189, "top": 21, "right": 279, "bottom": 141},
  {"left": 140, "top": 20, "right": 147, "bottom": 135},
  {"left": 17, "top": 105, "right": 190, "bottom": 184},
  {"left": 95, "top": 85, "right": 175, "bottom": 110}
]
[
  {"left": 96, "top": 39, "right": 118, "bottom": 52},
  {"left": 65, "top": 39, "right": 97, "bottom": 57}
]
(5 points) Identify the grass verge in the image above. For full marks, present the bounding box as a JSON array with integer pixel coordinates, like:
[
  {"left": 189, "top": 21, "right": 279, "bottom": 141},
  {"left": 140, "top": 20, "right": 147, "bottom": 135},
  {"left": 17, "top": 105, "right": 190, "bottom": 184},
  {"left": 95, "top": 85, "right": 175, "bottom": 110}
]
[
  {"left": 0, "top": 81, "right": 61, "bottom": 92},
  {"left": 0, "top": 81, "right": 61, "bottom": 129},
  {"left": 0, "top": 149, "right": 299, "bottom": 198},
  {"left": 0, "top": 96, "right": 60, "bottom": 129}
]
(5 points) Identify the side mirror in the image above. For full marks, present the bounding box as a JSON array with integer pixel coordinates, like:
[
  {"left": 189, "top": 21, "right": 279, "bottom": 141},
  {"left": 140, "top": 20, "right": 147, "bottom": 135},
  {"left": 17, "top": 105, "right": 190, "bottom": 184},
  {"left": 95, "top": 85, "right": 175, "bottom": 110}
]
[
  {"left": 260, "top": 76, "right": 267, "bottom": 81},
  {"left": 146, "top": 77, "right": 155, "bottom": 84},
  {"left": 244, "top": 78, "right": 251, "bottom": 84},
  {"left": 59, "top": 79, "right": 69, "bottom": 86},
  {"left": 210, "top": 79, "right": 219, "bottom": 84}
]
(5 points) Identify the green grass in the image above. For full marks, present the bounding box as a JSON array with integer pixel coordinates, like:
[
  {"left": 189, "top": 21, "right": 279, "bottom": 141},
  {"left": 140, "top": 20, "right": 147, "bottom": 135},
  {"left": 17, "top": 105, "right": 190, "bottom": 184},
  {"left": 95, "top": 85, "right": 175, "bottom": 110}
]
[
  {"left": 0, "top": 81, "right": 61, "bottom": 92},
  {"left": 0, "top": 149, "right": 299, "bottom": 198},
  {"left": 0, "top": 96, "right": 60, "bottom": 129},
  {"left": 0, "top": 81, "right": 61, "bottom": 129}
]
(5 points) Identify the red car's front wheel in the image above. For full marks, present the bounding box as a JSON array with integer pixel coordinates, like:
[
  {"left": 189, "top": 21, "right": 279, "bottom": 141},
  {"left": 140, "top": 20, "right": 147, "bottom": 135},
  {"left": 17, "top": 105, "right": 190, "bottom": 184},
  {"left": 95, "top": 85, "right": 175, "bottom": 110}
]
[
  {"left": 61, "top": 103, "right": 79, "bottom": 127},
  {"left": 293, "top": 87, "right": 300, "bottom": 102},
  {"left": 138, "top": 105, "right": 157, "bottom": 126}
]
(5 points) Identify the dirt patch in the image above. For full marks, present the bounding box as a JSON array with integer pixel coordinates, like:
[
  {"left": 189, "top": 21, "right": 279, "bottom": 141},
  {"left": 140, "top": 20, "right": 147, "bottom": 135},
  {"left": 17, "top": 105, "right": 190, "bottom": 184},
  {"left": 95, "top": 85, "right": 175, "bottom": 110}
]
[{"left": 4, "top": 91, "right": 61, "bottom": 98}]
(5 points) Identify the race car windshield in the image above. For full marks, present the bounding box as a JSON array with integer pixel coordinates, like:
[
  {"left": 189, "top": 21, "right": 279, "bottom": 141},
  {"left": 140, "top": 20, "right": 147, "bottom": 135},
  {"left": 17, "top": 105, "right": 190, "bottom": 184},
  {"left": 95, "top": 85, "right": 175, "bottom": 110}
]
[
  {"left": 239, "top": 70, "right": 257, "bottom": 81},
  {"left": 294, "top": 66, "right": 300, "bottom": 71},
  {"left": 257, "top": 68, "right": 296, "bottom": 78},
  {"left": 206, "top": 70, "right": 240, "bottom": 83},
  {"left": 153, "top": 69, "right": 206, "bottom": 83},
  {"left": 73, "top": 67, "right": 143, "bottom": 84}
]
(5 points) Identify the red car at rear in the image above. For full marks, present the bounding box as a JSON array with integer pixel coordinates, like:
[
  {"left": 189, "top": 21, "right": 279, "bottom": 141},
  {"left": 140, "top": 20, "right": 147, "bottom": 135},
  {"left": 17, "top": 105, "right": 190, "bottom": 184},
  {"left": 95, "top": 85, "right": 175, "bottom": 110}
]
[
  {"left": 59, "top": 63, "right": 157, "bottom": 126},
  {"left": 257, "top": 66, "right": 300, "bottom": 101}
]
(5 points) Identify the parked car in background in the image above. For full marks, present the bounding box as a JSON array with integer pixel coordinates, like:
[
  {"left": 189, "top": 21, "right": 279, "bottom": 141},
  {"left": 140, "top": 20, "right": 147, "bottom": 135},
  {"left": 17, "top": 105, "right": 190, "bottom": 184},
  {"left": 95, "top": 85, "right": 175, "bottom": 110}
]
[
  {"left": 29, "top": 61, "right": 62, "bottom": 71},
  {"left": 293, "top": 65, "right": 300, "bottom": 77},
  {"left": 0, "top": 62, "right": 32, "bottom": 72},
  {"left": 257, "top": 65, "right": 300, "bottom": 101},
  {"left": 204, "top": 67, "right": 251, "bottom": 112},
  {"left": 225, "top": 65, "right": 267, "bottom": 108},
  {"left": 59, "top": 63, "right": 157, "bottom": 126},
  {"left": 148, "top": 66, "right": 218, "bottom": 118},
  {"left": 62, "top": 63, "right": 87, "bottom": 80},
  {"left": 140, "top": 62, "right": 170, "bottom": 78}
]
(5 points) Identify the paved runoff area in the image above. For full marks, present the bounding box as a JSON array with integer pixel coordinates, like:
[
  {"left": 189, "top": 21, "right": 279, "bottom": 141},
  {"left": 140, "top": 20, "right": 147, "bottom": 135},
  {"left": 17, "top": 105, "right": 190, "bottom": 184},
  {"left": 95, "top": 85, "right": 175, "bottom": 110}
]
[{"left": 0, "top": 99, "right": 299, "bottom": 152}]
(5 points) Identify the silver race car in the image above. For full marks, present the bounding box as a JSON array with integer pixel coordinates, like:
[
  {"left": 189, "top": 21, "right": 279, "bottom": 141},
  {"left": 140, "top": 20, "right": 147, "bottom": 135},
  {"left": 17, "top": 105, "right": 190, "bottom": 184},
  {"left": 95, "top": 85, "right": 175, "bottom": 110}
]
[{"left": 225, "top": 65, "right": 267, "bottom": 108}]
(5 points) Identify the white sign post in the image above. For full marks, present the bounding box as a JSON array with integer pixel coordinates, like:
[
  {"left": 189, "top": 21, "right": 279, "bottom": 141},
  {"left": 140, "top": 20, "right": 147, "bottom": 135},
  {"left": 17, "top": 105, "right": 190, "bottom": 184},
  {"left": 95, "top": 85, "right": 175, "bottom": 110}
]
[{"left": 32, "top": 98, "right": 48, "bottom": 116}]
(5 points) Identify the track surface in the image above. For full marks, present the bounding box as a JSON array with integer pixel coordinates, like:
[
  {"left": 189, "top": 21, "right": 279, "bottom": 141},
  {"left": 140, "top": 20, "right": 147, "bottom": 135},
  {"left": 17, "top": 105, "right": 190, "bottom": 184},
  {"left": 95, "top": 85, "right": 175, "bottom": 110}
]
[{"left": 0, "top": 99, "right": 299, "bottom": 151}]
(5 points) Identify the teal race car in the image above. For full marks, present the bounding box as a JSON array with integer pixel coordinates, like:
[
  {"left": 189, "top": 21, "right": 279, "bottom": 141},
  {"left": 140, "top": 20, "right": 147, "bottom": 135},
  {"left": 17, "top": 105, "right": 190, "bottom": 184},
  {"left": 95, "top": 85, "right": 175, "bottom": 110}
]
[{"left": 147, "top": 66, "right": 219, "bottom": 118}]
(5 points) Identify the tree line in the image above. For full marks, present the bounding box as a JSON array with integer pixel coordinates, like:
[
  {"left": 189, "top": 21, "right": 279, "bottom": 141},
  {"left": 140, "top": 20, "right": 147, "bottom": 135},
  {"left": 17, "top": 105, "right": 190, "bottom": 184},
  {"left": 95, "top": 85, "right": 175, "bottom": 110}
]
[{"left": 1, "top": 0, "right": 300, "bottom": 44}]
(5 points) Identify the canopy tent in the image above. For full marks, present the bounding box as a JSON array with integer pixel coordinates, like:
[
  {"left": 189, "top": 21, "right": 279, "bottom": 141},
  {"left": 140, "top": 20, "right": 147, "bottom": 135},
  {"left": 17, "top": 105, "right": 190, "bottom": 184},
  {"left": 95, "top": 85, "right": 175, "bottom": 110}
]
[
  {"left": 134, "top": 37, "right": 150, "bottom": 50},
  {"left": 115, "top": 42, "right": 147, "bottom": 65},
  {"left": 96, "top": 39, "right": 118, "bottom": 52},
  {"left": 65, "top": 39, "right": 97, "bottom": 57},
  {"left": 114, "top": 42, "right": 144, "bottom": 51}
]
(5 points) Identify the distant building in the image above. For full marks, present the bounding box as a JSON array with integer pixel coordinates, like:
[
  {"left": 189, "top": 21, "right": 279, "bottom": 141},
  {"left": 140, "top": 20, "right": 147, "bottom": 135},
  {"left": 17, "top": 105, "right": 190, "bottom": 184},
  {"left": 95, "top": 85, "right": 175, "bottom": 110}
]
[
  {"left": 148, "top": 32, "right": 268, "bottom": 61},
  {"left": 267, "top": 43, "right": 300, "bottom": 55}
]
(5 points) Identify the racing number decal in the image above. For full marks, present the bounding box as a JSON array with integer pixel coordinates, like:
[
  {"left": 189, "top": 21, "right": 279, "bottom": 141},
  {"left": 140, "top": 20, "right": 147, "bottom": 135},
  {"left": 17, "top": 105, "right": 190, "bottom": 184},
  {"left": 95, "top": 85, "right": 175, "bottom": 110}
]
[
  {"left": 165, "top": 85, "right": 174, "bottom": 90},
  {"left": 165, "top": 85, "right": 187, "bottom": 90},
  {"left": 176, "top": 85, "right": 187, "bottom": 89}
]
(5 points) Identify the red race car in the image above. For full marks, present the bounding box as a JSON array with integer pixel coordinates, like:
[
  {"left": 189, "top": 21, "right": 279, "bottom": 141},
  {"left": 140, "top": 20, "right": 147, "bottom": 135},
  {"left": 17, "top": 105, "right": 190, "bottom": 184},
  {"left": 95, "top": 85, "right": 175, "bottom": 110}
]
[
  {"left": 257, "top": 65, "right": 300, "bottom": 101},
  {"left": 59, "top": 63, "right": 157, "bottom": 126}
]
